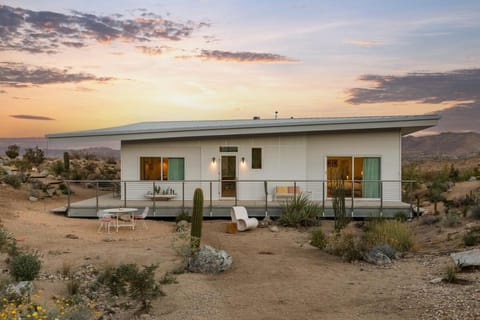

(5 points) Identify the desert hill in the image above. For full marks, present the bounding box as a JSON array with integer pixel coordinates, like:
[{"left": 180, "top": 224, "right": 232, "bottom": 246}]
[{"left": 403, "top": 132, "right": 480, "bottom": 160}]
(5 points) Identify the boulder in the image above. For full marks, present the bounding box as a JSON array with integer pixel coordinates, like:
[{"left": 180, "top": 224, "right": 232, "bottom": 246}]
[
  {"left": 4, "top": 281, "right": 34, "bottom": 298},
  {"left": 188, "top": 245, "right": 232, "bottom": 273},
  {"left": 258, "top": 216, "right": 273, "bottom": 228},
  {"left": 451, "top": 249, "right": 480, "bottom": 268},
  {"left": 363, "top": 246, "right": 393, "bottom": 265},
  {"left": 468, "top": 176, "right": 477, "bottom": 181},
  {"left": 29, "top": 196, "right": 38, "bottom": 202},
  {"left": 176, "top": 220, "right": 189, "bottom": 233},
  {"left": 269, "top": 225, "right": 279, "bottom": 232}
]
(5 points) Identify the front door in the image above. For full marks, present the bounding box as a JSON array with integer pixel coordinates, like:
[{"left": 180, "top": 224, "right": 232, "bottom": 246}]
[{"left": 221, "top": 156, "right": 236, "bottom": 197}]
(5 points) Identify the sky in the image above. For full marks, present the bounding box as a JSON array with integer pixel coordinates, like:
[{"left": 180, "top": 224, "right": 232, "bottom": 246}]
[{"left": 1, "top": 0, "right": 480, "bottom": 138}]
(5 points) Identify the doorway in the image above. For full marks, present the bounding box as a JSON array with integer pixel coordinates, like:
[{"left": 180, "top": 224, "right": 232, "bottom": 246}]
[{"left": 221, "top": 155, "right": 236, "bottom": 197}]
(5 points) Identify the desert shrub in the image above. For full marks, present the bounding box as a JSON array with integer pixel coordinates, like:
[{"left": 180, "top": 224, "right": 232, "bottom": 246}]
[
  {"left": 51, "top": 160, "right": 65, "bottom": 176},
  {"left": 278, "top": 193, "right": 320, "bottom": 227},
  {"left": 159, "top": 272, "right": 178, "bottom": 285},
  {"left": 443, "top": 264, "right": 459, "bottom": 283},
  {"left": 419, "top": 215, "right": 441, "bottom": 225},
  {"left": 0, "top": 228, "right": 9, "bottom": 252},
  {"left": 470, "top": 207, "right": 480, "bottom": 220},
  {"left": 67, "top": 279, "right": 81, "bottom": 296},
  {"left": 394, "top": 212, "right": 408, "bottom": 222},
  {"left": 363, "top": 220, "right": 413, "bottom": 252},
  {"left": 443, "top": 213, "right": 462, "bottom": 228},
  {"left": 97, "top": 263, "right": 163, "bottom": 313},
  {"left": 10, "top": 253, "right": 42, "bottom": 281},
  {"left": 310, "top": 228, "right": 327, "bottom": 249},
  {"left": 61, "top": 260, "right": 73, "bottom": 277},
  {"left": 2, "top": 174, "right": 22, "bottom": 189},
  {"left": 175, "top": 210, "right": 191, "bottom": 223},
  {"left": 124, "top": 264, "right": 163, "bottom": 313},
  {"left": 327, "top": 232, "right": 364, "bottom": 262},
  {"left": 463, "top": 228, "right": 480, "bottom": 246}
]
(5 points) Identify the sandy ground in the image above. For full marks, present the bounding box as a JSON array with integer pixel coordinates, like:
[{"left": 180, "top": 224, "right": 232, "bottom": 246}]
[{"left": 1, "top": 183, "right": 480, "bottom": 319}]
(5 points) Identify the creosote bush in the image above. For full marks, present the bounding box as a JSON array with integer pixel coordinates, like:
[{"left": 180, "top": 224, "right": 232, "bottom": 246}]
[
  {"left": 2, "top": 174, "right": 22, "bottom": 189},
  {"left": 310, "top": 228, "right": 328, "bottom": 249},
  {"left": 96, "top": 263, "right": 164, "bottom": 313},
  {"left": 326, "top": 231, "right": 364, "bottom": 262},
  {"left": 10, "top": 253, "right": 42, "bottom": 281},
  {"left": 463, "top": 227, "right": 480, "bottom": 246},
  {"left": 279, "top": 193, "right": 320, "bottom": 227},
  {"left": 363, "top": 220, "right": 413, "bottom": 252},
  {"left": 443, "top": 213, "right": 462, "bottom": 228}
]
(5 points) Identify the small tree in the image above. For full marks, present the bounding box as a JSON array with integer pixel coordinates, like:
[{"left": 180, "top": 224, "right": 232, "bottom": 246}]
[
  {"left": 5, "top": 144, "right": 20, "bottom": 159},
  {"left": 23, "top": 146, "right": 45, "bottom": 167}
]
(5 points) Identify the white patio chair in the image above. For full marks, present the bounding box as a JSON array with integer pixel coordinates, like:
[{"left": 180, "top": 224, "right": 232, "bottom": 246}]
[
  {"left": 133, "top": 207, "right": 149, "bottom": 230},
  {"left": 230, "top": 206, "right": 258, "bottom": 232},
  {"left": 97, "top": 210, "right": 114, "bottom": 233}
]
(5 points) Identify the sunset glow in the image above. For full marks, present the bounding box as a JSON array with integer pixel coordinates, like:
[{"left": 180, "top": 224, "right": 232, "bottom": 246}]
[{"left": 1, "top": 1, "right": 479, "bottom": 137}]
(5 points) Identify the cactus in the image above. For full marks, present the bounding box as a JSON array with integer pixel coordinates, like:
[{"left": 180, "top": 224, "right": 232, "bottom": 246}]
[
  {"left": 190, "top": 188, "right": 204, "bottom": 249},
  {"left": 63, "top": 152, "right": 70, "bottom": 172}
]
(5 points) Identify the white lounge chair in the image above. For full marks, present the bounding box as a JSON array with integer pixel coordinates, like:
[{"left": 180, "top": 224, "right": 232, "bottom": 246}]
[
  {"left": 231, "top": 206, "right": 258, "bottom": 232},
  {"left": 133, "top": 207, "right": 149, "bottom": 230},
  {"left": 97, "top": 210, "right": 114, "bottom": 233}
]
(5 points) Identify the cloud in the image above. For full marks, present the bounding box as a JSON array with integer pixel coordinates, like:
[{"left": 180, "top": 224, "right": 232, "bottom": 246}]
[
  {"left": 0, "top": 4, "right": 207, "bottom": 54},
  {"left": 10, "top": 114, "right": 55, "bottom": 121},
  {"left": 178, "top": 50, "right": 298, "bottom": 63},
  {"left": 346, "top": 40, "right": 382, "bottom": 48},
  {"left": 0, "top": 62, "right": 114, "bottom": 87},
  {"left": 346, "top": 68, "right": 480, "bottom": 104},
  {"left": 136, "top": 45, "right": 173, "bottom": 55}
]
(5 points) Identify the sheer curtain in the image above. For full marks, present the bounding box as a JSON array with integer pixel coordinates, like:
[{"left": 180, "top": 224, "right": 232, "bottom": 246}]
[
  {"left": 167, "top": 158, "right": 185, "bottom": 180},
  {"left": 362, "top": 158, "right": 380, "bottom": 198}
]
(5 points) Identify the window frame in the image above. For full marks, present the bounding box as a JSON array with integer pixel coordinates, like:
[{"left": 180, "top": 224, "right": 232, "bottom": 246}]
[
  {"left": 140, "top": 156, "right": 185, "bottom": 181},
  {"left": 251, "top": 147, "right": 262, "bottom": 169}
]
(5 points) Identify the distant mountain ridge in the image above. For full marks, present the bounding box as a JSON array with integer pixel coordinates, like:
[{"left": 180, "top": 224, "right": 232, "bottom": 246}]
[
  {"left": 0, "top": 138, "right": 120, "bottom": 160},
  {"left": 1, "top": 133, "right": 479, "bottom": 161},
  {"left": 402, "top": 132, "right": 480, "bottom": 160}
]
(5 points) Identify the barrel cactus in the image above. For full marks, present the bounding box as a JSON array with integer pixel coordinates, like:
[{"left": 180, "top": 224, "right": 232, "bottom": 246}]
[{"left": 190, "top": 188, "right": 204, "bottom": 249}]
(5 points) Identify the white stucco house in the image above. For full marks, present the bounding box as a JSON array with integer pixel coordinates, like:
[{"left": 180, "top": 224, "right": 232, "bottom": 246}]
[{"left": 46, "top": 114, "right": 439, "bottom": 217}]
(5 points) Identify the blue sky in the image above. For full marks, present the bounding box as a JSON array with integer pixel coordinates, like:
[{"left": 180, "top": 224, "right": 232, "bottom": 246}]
[{"left": 1, "top": 0, "right": 479, "bottom": 136}]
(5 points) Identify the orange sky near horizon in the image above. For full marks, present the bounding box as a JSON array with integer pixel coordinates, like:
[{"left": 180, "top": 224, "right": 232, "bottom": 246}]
[{"left": 1, "top": 1, "right": 479, "bottom": 137}]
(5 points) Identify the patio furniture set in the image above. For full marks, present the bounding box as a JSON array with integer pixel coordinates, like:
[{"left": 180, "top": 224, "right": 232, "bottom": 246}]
[{"left": 97, "top": 207, "right": 149, "bottom": 233}]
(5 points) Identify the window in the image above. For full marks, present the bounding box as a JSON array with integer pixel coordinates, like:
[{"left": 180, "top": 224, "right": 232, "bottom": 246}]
[
  {"left": 327, "top": 156, "right": 380, "bottom": 198},
  {"left": 140, "top": 157, "right": 184, "bottom": 181},
  {"left": 251, "top": 148, "right": 262, "bottom": 169},
  {"left": 219, "top": 146, "right": 238, "bottom": 152}
]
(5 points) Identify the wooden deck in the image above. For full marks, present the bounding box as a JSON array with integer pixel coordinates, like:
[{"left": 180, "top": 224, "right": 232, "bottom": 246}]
[{"left": 58, "top": 194, "right": 412, "bottom": 218}]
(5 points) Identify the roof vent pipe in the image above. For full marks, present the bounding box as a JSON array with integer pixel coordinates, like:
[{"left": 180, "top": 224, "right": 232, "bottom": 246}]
[{"left": 253, "top": 116, "right": 260, "bottom": 120}]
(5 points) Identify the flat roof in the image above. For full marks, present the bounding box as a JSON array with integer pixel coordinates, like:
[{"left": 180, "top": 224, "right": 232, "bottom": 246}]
[{"left": 46, "top": 114, "right": 440, "bottom": 142}]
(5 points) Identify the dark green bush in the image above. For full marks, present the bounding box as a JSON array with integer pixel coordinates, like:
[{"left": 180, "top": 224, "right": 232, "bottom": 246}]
[
  {"left": 10, "top": 253, "right": 42, "bottom": 281},
  {"left": 443, "top": 213, "right": 462, "bottom": 228},
  {"left": 175, "top": 210, "right": 191, "bottom": 223},
  {"left": 470, "top": 207, "right": 480, "bottom": 220},
  {"left": 463, "top": 229, "right": 480, "bottom": 246},
  {"left": 2, "top": 174, "right": 22, "bottom": 189},
  {"left": 327, "top": 232, "right": 364, "bottom": 262},
  {"left": 310, "top": 228, "right": 327, "bottom": 249},
  {"left": 278, "top": 193, "right": 320, "bottom": 227}
]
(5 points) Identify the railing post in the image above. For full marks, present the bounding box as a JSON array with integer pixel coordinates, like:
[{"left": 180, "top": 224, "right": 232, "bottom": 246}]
[
  {"left": 293, "top": 181, "right": 297, "bottom": 201},
  {"left": 351, "top": 179, "right": 354, "bottom": 217},
  {"left": 264, "top": 180, "right": 268, "bottom": 217},
  {"left": 380, "top": 181, "right": 383, "bottom": 216},
  {"left": 66, "top": 180, "right": 71, "bottom": 213},
  {"left": 95, "top": 181, "right": 99, "bottom": 213},
  {"left": 409, "top": 180, "right": 413, "bottom": 219},
  {"left": 209, "top": 181, "right": 213, "bottom": 217},
  {"left": 152, "top": 182, "right": 156, "bottom": 217},
  {"left": 322, "top": 180, "right": 325, "bottom": 217},
  {"left": 123, "top": 181, "right": 127, "bottom": 208},
  {"left": 235, "top": 179, "right": 238, "bottom": 207},
  {"left": 182, "top": 181, "right": 185, "bottom": 213}
]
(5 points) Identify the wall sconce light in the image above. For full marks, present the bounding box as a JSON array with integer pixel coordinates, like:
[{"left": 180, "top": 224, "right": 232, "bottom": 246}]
[
  {"left": 241, "top": 157, "right": 245, "bottom": 164},
  {"left": 212, "top": 157, "right": 216, "bottom": 164}
]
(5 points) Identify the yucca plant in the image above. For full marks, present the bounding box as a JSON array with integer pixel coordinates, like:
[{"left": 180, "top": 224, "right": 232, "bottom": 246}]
[{"left": 278, "top": 193, "right": 320, "bottom": 227}]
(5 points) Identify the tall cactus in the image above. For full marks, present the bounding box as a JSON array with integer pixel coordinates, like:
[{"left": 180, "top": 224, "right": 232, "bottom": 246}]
[
  {"left": 63, "top": 152, "right": 70, "bottom": 172},
  {"left": 190, "top": 188, "right": 204, "bottom": 249}
]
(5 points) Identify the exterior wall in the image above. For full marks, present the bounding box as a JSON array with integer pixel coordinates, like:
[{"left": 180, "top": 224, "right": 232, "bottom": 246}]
[{"left": 120, "top": 130, "right": 402, "bottom": 201}]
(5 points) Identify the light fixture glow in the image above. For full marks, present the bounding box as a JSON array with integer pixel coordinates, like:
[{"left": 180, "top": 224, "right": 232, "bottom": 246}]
[
  {"left": 212, "top": 157, "right": 216, "bottom": 164},
  {"left": 241, "top": 157, "right": 245, "bottom": 164}
]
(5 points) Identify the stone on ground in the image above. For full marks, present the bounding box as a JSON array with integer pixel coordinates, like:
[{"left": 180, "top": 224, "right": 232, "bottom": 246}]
[
  {"left": 188, "top": 245, "right": 232, "bottom": 273},
  {"left": 451, "top": 249, "right": 480, "bottom": 268}
]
